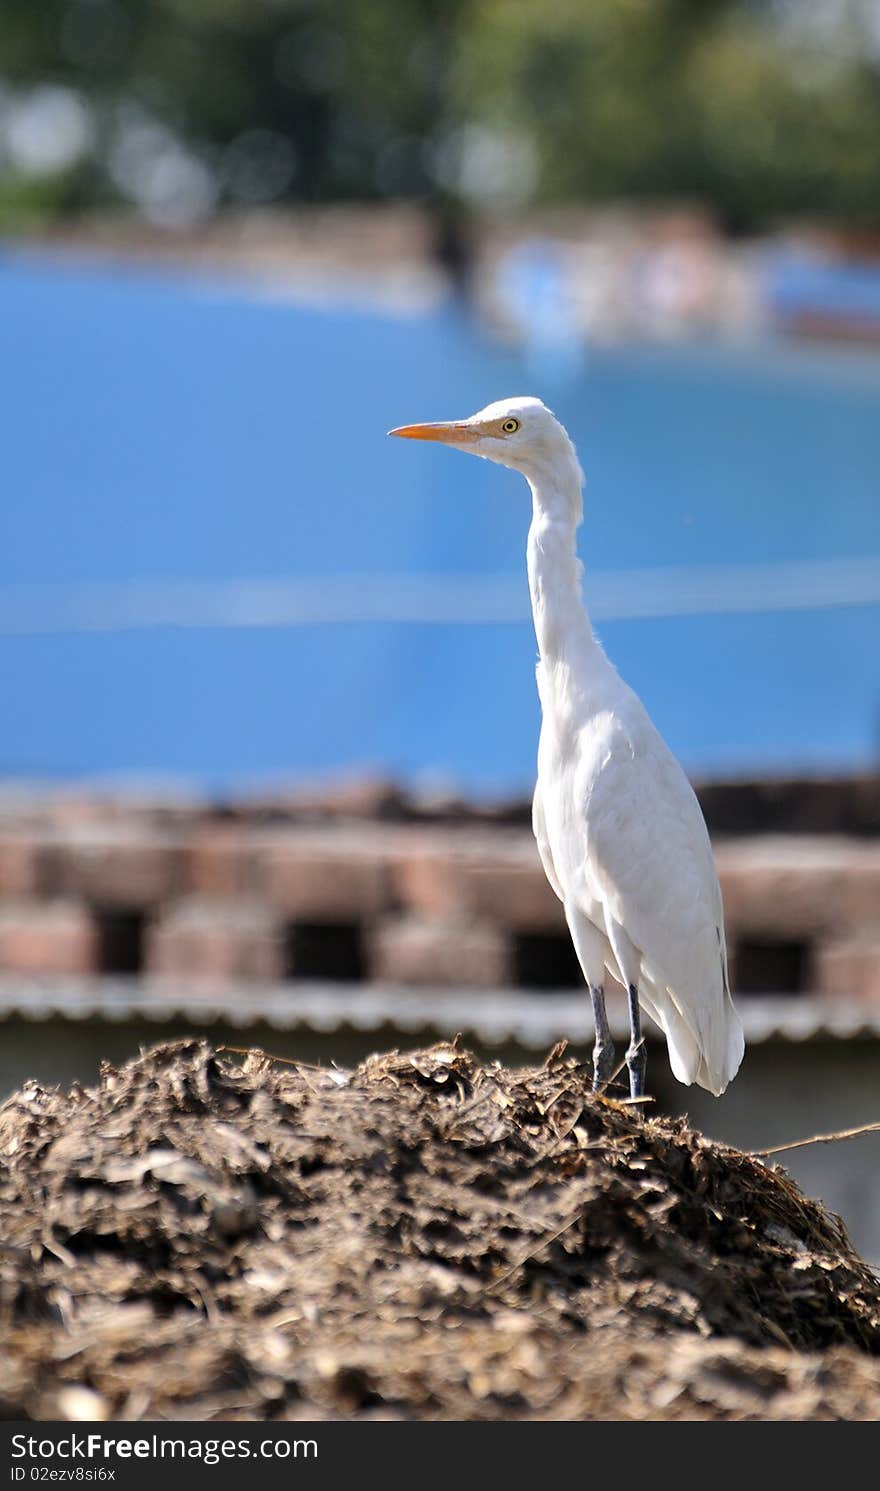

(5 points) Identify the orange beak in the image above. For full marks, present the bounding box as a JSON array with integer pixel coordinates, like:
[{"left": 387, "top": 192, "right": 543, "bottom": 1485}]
[{"left": 387, "top": 420, "right": 479, "bottom": 445}]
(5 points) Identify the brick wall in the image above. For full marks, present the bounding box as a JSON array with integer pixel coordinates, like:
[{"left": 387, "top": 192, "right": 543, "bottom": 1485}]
[{"left": 0, "top": 782, "right": 877, "bottom": 1001}]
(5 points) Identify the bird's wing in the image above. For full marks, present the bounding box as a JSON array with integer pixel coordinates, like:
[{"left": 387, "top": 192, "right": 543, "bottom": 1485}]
[
  {"left": 532, "top": 781, "right": 564, "bottom": 902},
  {"left": 582, "top": 706, "right": 735, "bottom": 1080}
]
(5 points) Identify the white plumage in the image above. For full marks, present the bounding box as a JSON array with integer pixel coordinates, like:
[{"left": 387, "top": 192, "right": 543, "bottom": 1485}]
[{"left": 390, "top": 396, "right": 744, "bottom": 1099}]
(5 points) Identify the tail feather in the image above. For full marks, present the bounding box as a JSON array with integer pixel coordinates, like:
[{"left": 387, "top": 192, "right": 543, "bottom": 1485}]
[
  {"left": 702, "top": 991, "right": 745, "bottom": 1095},
  {"left": 641, "top": 980, "right": 744, "bottom": 1096}
]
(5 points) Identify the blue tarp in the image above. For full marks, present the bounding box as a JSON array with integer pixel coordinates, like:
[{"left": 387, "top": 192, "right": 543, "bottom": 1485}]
[{"left": 0, "top": 257, "right": 878, "bottom": 792}]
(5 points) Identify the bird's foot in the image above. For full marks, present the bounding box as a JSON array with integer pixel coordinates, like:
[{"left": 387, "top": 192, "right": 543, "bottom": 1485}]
[
  {"left": 625, "top": 1037, "right": 647, "bottom": 1104},
  {"left": 591, "top": 1037, "right": 616, "bottom": 1093}
]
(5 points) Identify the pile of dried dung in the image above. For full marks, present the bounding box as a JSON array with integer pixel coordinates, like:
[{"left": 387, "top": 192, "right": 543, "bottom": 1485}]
[{"left": 2, "top": 1037, "right": 880, "bottom": 1421}]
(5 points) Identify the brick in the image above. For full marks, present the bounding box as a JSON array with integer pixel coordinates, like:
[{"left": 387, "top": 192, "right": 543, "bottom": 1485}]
[
  {"left": 145, "top": 899, "right": 283, "bottom": 984},
  {"left": 188, "top": 825, "right": 257, "bottom": 898},
  {"left": 0, "top": 900, "right": 98, "bottom": 974},
  {"left": 367, "top": 914, "right": 511, "bottom": 988},
  {"left": 45, "top": 828, "right": 183, "bottom": 907},
  {"left": 462, "top": 860, "right": 565, "bottom": 930},
  {"left": 0, "top": 834, "right": 42, "bottom": 896},
  {"left": 717, "top": 838, "right": 880, "bottom": 939},
  {"left": 261, "top": 830, "right": 391, "bottom": 918},
  {"left": 391, "top": 831, "right": 564, "bottom": 931},
  {"left": 814, "top": 935, "right": 880, "bottom": 1004}
]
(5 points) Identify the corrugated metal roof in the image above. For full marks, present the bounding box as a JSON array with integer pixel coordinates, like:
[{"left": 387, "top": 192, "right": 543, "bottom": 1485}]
[{"left": 0, "top": 975, "right": 878, "bottom": 1049}]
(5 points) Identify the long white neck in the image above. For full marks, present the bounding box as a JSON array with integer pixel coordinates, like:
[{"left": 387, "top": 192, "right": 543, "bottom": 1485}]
[{"left": 525, "top": 451, "right": 599, "bottom": 674}]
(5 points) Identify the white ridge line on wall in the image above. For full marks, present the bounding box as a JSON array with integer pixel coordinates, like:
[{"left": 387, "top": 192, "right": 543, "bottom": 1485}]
[{"left": 0, "top": 556, "right": 878, "bottom": 634}]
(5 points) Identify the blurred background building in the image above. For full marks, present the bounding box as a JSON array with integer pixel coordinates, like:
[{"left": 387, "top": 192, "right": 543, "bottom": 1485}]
[{"left": 0, "top": 1, "right": 879, "bottom": 1253}]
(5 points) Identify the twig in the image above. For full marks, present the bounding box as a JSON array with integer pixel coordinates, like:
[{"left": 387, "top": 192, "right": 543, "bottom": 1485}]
[
  {"left": 753, "top": 1119, "right": 880, "bottom": 1159},
  {"left": 485, "top": 1210, "right": 584, "bottom": 1294},
  {"left": 597, "top": 1054, "right": 628, "bottom": 1097},
  {"left": 217, "top": 1044, "right": 327, "bottom": 1072}
]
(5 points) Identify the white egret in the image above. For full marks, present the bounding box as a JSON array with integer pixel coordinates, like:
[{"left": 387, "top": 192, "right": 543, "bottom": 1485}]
[{"left": 390, "top": 397, "right": 744, "bottom": 1102}]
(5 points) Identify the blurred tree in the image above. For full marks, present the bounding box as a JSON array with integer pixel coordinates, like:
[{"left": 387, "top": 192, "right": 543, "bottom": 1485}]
[
  {"left": 454, "top": 0, "right": 880, "bottom": 229},
  {"left": 0, "top": 0, "right": 877, "bottom": 230}
]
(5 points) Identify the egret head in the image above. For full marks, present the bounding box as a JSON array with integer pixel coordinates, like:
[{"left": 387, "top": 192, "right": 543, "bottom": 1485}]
[{"left": 389, "top": 396, "right": 581, "bottom": 488}]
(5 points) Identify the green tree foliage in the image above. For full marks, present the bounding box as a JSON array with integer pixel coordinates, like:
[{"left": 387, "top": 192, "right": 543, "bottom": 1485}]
[
  {"left": 455, "top": 0, "right": 880, "bottom": 227},
  {"left": 0, "top": 0, "right": 878, "bottom": 229}
]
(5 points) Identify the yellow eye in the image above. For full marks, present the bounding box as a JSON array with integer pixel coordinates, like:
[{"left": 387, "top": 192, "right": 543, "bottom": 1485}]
[{"left": 501, "top": 417, "right": 520, "bottom": 434}]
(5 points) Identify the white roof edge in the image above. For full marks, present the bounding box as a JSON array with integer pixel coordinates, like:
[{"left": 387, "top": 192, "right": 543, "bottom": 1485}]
[{"left": 0, "top": 976, "right": 878, "bottom": 1049}]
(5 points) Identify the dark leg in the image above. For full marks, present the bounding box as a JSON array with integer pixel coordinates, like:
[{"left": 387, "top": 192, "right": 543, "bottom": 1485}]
[
  {"left": 589, "top": 984, "right": 615, "bottom": 1091},
  {"left": 626, "top": 983, "right": 647, "bottom": 1101}
]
